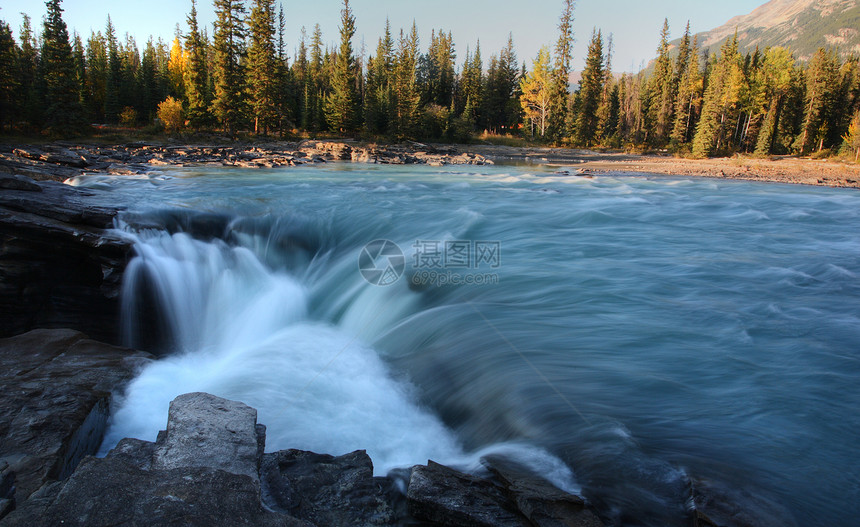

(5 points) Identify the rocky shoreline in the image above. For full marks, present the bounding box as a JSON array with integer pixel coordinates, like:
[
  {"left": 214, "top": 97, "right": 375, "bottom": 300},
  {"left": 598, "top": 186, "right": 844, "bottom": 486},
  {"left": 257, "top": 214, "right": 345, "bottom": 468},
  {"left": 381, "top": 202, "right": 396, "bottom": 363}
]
[
  {"left": 0, "top": 343, "right": 606, "bottom": 527},
  {"left": 3, "top": 139, "right": 859, "bottom": 189},
  {"left": 0, "top": 140, "right": 492, "bottom": 183}
]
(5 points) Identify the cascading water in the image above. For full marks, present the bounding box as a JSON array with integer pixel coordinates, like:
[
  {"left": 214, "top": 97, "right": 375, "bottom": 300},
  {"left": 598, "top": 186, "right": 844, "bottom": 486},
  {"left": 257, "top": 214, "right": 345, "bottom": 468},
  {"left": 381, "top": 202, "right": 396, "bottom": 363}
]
[{"left": 102, "top": 215, "right": 579, "bottom": 489}]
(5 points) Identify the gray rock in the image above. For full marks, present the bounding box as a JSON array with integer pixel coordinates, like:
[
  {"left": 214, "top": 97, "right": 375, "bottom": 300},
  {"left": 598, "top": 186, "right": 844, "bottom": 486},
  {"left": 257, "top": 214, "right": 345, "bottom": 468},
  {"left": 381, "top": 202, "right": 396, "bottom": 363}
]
[
  {"left": 0, "top": 174, "right": 41, "bottom": 192},
  {"left": 3, "top": 457, "right": 307, "bottom": 527},
  {"left": 261, "top": 449, "right": 397, "bottom": 526},
  {"left": 0, "top": 329, "right": 153, "bottom": 504},
  {"left": 0, "top": 180, "right": 130, "bottom": 343},
  {"left": 407, "top": 460, "right": 530, "bottom": 527},
  {"left": 483, "top": 455, "right": 605, "bottom": 527},
  {"left": 152, "top": 392, "right": 264, "bottom": 482}
]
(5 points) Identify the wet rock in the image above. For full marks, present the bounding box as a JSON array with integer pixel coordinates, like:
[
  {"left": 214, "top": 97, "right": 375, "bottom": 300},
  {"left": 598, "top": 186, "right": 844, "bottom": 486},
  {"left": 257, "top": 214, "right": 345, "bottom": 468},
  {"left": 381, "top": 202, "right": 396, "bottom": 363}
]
[
  {"left": 483, "top": 455, "right": 605, "bottom": 527},
  {"left": 261, "top": 449, "right": 397, "bottom": 525},
  {"left": 3, "top": 392, "right": 304, "bottom": 527},
  {"left": 0, "top": 329, "right": 153, "bottom": 506},
  {"left": 0, "top": 180, "right": 130, "bottom": 343},
  {"left": 689, "top": 477, "right": 798, "bottom": 527},
  {"left": 407, "top": 460, "right": 531, "bottom": 527}
]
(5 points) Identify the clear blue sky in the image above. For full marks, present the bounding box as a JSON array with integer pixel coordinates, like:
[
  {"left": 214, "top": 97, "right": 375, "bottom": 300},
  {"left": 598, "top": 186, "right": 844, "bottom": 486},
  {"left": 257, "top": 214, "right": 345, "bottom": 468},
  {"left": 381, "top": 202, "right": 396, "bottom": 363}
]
[{"left": 1, "top": 0, "right": 765, "bottom": 72}]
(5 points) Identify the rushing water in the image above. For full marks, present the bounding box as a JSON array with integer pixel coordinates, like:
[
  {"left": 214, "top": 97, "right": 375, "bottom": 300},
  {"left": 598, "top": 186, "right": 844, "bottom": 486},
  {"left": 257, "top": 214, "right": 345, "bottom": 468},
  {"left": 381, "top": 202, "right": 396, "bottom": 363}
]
[{"left": 73, "top": 163, "right": 860, "bottom": 526}]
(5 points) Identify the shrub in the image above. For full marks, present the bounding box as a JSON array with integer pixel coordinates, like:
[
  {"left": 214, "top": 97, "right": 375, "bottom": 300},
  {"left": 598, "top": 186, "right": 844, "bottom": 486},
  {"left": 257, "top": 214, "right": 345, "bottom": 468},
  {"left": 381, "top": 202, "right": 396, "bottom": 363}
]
[{"left": 157, "top": 96, "right": 184, "bottom": 132}]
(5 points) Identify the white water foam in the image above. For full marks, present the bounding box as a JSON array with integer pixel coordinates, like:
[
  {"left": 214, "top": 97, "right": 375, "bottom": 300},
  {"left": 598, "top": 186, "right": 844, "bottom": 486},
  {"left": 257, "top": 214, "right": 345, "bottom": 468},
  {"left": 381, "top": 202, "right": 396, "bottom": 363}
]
[{"left": 104, "top": 228, "right": 580, "bottom": 487}]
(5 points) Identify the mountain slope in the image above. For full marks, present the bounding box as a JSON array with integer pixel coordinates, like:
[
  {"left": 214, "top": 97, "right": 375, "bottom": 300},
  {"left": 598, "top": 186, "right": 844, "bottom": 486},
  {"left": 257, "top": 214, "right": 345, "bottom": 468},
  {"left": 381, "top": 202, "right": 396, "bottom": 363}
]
[{"left": 689, "top": 0, "right": 860, "bottom": 61}]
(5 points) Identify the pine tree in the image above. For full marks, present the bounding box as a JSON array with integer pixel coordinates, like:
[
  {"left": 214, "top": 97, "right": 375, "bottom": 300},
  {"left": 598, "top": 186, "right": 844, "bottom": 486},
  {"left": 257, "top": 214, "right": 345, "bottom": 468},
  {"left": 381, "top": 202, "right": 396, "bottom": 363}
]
[
  {"left": 185, "top": 0, "right": 211, "bottom": 128},
  {"left": 648, "top": 19, "right": 674, "bottom": 144},
  {"left": 139, "top": 38, "right": 165, "bottom": 122},
  {"left": 596, "top": 34, "right": 615, "bottom": 142},
  {"left": 248, "top": 0, "right": 278, "bottom": 134},
  {"left": 324, "top": 0, "right": 358, "bottom": 132},
  {"left": 798, "top": 48, "right": 839, "bottom": 154},
  {"left": 71, "top": 32, "right": 87, "bottom": 108},
  {"left": 85, "top": 30, "right": 108, "bottom": 121},
  {"left": 41, "top": 0, "right": 86, "bottom": 134},
  {"left": 391, "top": 23, "right": 420, "bottom": 138},
  {"left": 546, "top": 0, "right": 575, "bottom": 142},
  {"left": 212, "top": 0, "right": 248, "bottom": 135},
  {"left": 483, "top": 35, "right": 520, "bottom": 133},
  {"left": 17, "top": 15, "right": 42, "bottom": 128},
  {"left": 307, "top": 23, "right": 325, "bottom": 131},
  {"left": 104, "top": 16, "right": 122, "bottom": 123},
  {"left": 0, "top": 20, "right": 18, "bottom": 131},
  {"left": 574, "top": 29, "right": 604, "bottom": 146},
  {"left": 692, "top": 34, "right": 744, "bottom": 157},
  {"left": 520, "top": 46, "right": 553, "bottom": 138},
  {"left": 753, "top": 47, "right": 794, "bottom": 155},
  {"left": 364, "top": 19, "right": 394, "bottom": 134},
  {"left": 292, "top": 26, "right": 310, "bottom": 128},
  {"left": 671, "top": 36, "right": 702, "bottom": 145},
  {"left": 274, "top": 3, "right": 293, "bottom": 132},
  {"left": 459, "top": 41, "right": 483, "bottom": 126}
]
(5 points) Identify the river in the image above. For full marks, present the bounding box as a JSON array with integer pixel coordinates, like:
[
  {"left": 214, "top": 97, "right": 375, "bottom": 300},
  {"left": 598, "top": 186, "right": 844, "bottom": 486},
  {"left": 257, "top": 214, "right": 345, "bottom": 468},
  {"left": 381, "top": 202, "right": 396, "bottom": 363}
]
[{"left": 70, "top": 163, "right": 860, "bottom": 526}]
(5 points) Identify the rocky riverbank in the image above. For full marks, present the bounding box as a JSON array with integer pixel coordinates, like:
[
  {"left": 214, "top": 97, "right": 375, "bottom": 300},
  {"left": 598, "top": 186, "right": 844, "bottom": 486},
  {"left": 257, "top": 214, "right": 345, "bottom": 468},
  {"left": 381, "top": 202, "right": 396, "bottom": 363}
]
[
  {"left": 4, "top": 139, "right": 858, "bottom": 188},
  {"left": 1, "top": 380, "right": 606, "bottom": 527},
  {"left": 0, "top": 141, "right": 492, "bottom": 182},
  {"left": 464, "top": 145, "right": 860, "bottom": 188},
  {"left": 0, "top": 173, "right": 130, "bottom": 344}
]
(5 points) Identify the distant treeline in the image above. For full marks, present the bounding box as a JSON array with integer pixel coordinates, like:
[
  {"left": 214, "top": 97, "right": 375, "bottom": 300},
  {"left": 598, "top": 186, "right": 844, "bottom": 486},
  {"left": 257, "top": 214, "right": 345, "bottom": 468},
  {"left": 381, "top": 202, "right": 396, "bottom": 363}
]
[{"left": 1, "top": 0, "right": 859, "bottom": 159}]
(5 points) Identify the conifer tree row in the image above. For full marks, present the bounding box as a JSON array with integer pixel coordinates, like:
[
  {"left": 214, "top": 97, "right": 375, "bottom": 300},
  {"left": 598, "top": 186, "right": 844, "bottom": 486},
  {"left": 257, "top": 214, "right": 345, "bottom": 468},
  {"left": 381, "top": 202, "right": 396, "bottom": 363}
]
[{"left": 1, "top": 0, "right": 859, "bottom": 159}]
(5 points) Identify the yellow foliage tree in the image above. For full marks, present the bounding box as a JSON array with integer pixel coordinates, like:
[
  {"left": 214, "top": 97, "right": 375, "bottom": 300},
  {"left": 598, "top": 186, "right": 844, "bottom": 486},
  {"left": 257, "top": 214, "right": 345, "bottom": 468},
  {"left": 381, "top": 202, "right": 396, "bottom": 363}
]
[
  {"left": 167, "top": 37, "right": 187, "bottom": 97},
  {"left": 158, "top": 96, "right": 184, "bottom": 132},
  {"left": 520, "top": 46, "right": 553, "bottom": 138},
  {"left": 844, "top": 111, "right": 860, "bottom": 162}
]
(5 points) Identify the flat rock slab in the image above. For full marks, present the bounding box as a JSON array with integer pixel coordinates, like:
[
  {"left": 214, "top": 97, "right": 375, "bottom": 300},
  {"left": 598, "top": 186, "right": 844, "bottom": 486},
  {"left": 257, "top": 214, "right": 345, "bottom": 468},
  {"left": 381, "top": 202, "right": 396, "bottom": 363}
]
[
  {"left": 0, "top": 329, "right": 153, "bottom": 506},
  {"left": 152, "top": 392, "right": 264, "bottom": 482}
]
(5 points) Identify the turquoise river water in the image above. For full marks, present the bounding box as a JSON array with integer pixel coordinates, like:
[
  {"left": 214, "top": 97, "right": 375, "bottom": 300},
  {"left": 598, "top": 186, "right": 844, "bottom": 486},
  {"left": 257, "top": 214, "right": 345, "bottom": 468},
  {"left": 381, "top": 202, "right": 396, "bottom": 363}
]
[{"left": 71, "top": 163, "right": 860, "bottom": 526}]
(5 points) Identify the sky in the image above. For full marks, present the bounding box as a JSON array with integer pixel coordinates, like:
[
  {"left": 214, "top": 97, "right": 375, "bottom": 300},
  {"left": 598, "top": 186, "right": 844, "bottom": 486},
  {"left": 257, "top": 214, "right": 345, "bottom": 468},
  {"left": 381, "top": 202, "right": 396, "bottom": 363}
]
[{"left": 1, "top": 0, "right": 766, "bottom": 72}]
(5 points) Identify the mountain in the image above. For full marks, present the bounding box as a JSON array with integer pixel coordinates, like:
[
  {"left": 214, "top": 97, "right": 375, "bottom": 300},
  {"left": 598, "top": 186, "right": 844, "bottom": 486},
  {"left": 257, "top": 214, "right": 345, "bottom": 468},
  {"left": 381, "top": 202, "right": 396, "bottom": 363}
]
[{"left": 686, "top": 0, "right": 860, "bottom": 61}]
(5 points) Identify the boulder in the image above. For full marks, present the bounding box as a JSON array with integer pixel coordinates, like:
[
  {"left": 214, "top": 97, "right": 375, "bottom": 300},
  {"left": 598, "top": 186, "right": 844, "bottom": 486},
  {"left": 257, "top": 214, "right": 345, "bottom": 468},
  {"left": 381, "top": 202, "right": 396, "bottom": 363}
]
[
  {"left": 152, "top": 392, "right": 264, "bottom": 482},
  {"left": 261, "top": 449, "right": 397, "bottom": 526},
  {"left": 407, "top": 460, "right": 531, "bottom": 527},
  {"left": 0, "top": 329, "right": 153, "bottom": 513}
]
